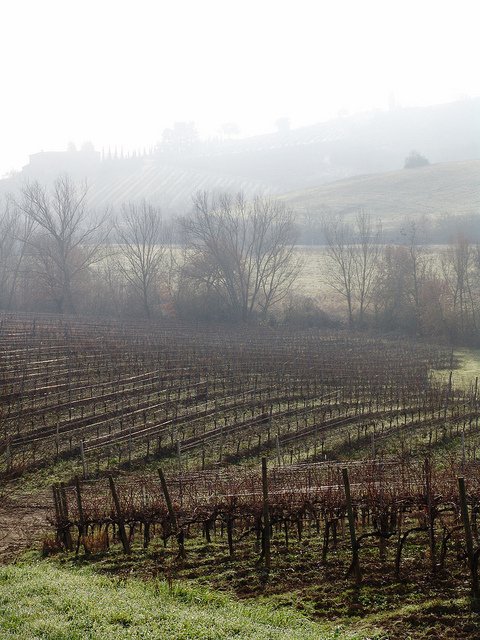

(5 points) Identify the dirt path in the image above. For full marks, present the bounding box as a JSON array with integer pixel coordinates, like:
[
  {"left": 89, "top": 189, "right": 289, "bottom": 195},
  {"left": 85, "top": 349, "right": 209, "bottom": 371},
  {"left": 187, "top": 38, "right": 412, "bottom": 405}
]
[{"left": 0, "top": 491, "right": 52, "bottom": 562}]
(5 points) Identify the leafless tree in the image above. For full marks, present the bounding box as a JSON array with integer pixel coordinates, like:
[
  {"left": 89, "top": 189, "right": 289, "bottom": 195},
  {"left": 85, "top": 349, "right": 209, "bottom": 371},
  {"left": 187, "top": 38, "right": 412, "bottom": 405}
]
[
  {"left": 322, "top": 212, "right": 381, "bottom": 327},
  {"left": 352, "top": 212, "right": 382, "bottom": 326},
  {"left": 399, "top": 219, "right": 432, "bottom": 331},
  {"left": 0, "top": 199, "right": 33, "bottom": 309},
  {"left": 321, "top": 216, "right": 356, "bottom": 327},
  {"left": 14, "top": 175, "right": 108, "bottom": 314},
  {"left": 181, "top": 192, "right": 301, "bottom": 321},
  {"left": 442, "top": 233, "right": 478, "bottom": 336},
  {"left": 114, "top": 201, "right": 169, "bottom": 318}
]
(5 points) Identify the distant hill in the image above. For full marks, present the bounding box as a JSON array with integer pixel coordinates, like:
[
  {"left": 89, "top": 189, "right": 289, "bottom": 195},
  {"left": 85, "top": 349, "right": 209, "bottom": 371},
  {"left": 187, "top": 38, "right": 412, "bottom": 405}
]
[
  {"left": 1, "top": 98, "right": 479, "bottom": 213},
  {"left": 282, "top": 159, "right": 480, "bottom": 218},
  {"left": 281, "top": 160, "right": 480, "bottom": 242}
]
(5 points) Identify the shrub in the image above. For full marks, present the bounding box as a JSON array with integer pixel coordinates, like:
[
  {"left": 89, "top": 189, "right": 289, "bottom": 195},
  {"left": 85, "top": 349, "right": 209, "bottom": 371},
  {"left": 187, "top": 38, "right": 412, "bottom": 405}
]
[{"left": 404, "top": 150, "right": 430, "bottom": 168}]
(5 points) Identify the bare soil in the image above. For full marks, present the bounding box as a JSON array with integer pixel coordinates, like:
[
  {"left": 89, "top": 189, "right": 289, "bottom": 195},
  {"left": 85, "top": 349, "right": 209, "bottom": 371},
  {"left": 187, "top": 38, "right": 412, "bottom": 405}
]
[{"left": 0, "top": 491, "right": 51, "bottom": 562}]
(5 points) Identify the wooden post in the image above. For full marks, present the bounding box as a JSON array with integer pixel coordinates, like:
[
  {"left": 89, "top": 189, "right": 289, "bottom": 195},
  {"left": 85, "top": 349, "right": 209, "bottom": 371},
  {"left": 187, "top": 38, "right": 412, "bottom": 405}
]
[
  {"left": 342, "top": 467, "right": 361, "bottom": 585},
  {"left": 80, "top": 439, "right": 87, "bottom": 479},
  {"left": 158, "top": 468, "right": 177, "bottom": 530},
  {"left": 424, "top": 458, "right": 436, "bottom": 573},
  {"left": 6, "top": 441, "right": 12, "bottom": 472},
  {"left": 52, "top": 484, "right": 62, "bottom": 541},
  {"left": 261, "top": 457, "right": 271, "bottom": 570},
  {"left": 108, "top": 475, "right": 131, "bottom": 554},
  {"left": 176, "top": 440, "right": 182, "bottom": 473},
  {"left": 458, "top": 476, "right": 480, "bottom": 611},
  {"left": 276, "top": 435, "right": 282, "bottom": 466},
  {"left": 59, "top": 482, "right": 73, "bottom": 551},
  {"left": 227, "top": 515, "right": 234, "bottom": 557},
  {"left": 218, "top": 422, "right": 224, "bottom": 463},
  {"left": 158, "top": 468, "right": 184, "bottom": 557},
  {"left": 74, "top": 476, "right": 89, "bottom": 556}
]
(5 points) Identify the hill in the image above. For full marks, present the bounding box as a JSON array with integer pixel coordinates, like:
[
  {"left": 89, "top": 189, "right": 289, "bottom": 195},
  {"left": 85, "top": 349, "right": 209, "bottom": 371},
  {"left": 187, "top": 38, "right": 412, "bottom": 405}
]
[
  {"left": 1, "top": 98, "right": 479, "bottom": 213},
  {"left": 282, "top": 159, "right": 480, "bottom": 239}
]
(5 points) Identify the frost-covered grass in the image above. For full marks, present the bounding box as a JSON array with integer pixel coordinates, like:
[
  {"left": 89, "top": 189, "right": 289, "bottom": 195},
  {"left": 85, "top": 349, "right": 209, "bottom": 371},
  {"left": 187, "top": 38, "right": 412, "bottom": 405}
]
[{"left": 0, "top": 560, "right": 366, "bottom": 640}]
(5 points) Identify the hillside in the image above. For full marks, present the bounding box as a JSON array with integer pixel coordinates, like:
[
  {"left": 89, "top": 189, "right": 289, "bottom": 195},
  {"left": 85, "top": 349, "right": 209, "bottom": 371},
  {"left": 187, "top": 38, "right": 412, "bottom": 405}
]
[
  {"left": 1, "top": 98, "right": 479, "bottom": 213},
  {"left": 1, "top": 315, "right": 480, "bottom": 639},
  {"left": 282, "top": 159, "right": 480, "bottom": 236}
]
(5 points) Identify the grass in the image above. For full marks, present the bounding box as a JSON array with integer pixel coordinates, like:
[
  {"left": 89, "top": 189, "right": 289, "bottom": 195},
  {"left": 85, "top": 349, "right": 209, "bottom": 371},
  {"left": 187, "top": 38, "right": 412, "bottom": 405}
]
[
  {"left": 454, "top": 348, "right": 480, "bottom": 384},
  {"left": 0, "top": 558, "right": 375, "bottom": 640},
  {"left": 32, "top": 513, "right": 480, "bottom": 640},
  {"left": 281, "top": 160, "right": 480, "bottom": 230},
  {"left": 3, "top": 531, "right": 480, "bottom": 640}
]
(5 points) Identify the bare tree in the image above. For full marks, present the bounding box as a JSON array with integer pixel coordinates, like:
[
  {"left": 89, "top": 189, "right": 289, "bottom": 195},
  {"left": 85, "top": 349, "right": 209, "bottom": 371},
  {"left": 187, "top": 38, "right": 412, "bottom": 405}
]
[
  {"left": 400, "top": 219, "right": 431, "bottom": 332},
  {"left": 322, "top": 212, "right": 381, "bottom": 327},
  {"left": 321, "top": 216, "right": 356, "bottom": 327},
  {"left": 181, "top": 192, "right": 301, "bottom": 321},
  {"left": 15, "top": 175, "right": 108, "bottom": 314},
  {"left": 0, "top": 199, "right": 33, "bottom": 309},
  {"left": 115, "top": 201, "right": 169, "bottom": 318},
  {"left": 352, "top": 212, "right": 382, "bottom": 326},
  {"left": 442, "top": 233, "right": 478, "bottom": 337}
]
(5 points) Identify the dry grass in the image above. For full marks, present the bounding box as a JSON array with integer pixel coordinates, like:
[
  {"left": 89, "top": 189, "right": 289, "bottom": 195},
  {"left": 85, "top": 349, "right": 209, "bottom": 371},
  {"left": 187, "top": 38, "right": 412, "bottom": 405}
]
[{"left": 282, "top": 160, "right": 480, "bottom": 230}]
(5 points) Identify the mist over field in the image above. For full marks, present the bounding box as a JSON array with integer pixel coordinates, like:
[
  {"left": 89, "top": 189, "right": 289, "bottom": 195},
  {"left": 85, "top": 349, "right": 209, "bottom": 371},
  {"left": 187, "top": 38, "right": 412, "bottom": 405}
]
[{"left": 2, "top": 2, "right": 480, "bottom": 640}]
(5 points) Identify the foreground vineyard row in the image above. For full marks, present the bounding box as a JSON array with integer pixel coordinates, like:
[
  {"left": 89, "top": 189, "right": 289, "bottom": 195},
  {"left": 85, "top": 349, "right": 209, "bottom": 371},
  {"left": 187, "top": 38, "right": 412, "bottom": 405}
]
[
  {"left": 2, "top": 312, "right": 480, "bottom": 616},
  {"left": 52, "top": 457, "right": 480, "bottom": 603},
  {"left": 0, "top": 313, "right": 469, "bottom": 479}
]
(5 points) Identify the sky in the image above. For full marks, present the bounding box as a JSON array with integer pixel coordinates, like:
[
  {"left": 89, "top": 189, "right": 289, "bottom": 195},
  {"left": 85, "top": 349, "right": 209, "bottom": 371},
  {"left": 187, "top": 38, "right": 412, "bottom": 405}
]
[{"left": 0, "top": 0, "right": 479, "bottom": 177}]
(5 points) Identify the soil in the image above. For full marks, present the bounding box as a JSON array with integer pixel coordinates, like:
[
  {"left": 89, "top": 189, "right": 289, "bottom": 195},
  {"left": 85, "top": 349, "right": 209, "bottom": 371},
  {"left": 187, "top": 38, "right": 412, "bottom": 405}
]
[{"left": 0, "top": 491, "right": 51, "bottom": 562}]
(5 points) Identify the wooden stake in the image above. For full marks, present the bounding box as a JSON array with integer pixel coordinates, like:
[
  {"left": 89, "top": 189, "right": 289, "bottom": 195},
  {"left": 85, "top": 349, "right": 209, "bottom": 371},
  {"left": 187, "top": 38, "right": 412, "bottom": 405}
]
[
  {"left": 74, "top": 476, "right": 89, "bottom": 556},
  {"left": 458, "top": 476, "right": 480, "bottom": 611},
  {"left": 342, "top": 467, "right": 361, "bottom": 585},
  {"left": 276, "top": 435, "right": 282, "bottom": 466},
  {"left": 261, "top": 457, "right": 271, "bottom": 570},
  {"left": 108, "top": 475, "right": 131, "bottom": 554},
  {"left": 158, "top": 468, "right": 184, "bottom": 557},
  {"left": 80, "top": 439, "right": 87, "bottom": 479}
]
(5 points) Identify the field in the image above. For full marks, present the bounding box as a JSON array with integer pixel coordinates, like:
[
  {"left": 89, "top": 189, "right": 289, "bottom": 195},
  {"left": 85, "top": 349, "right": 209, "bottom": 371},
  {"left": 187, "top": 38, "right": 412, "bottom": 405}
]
[
  {"left": 1, "top": 312, "right": 480, "bottom": 638},
  {"left": 281, "top": 160, "right": 480, "bottom": 232}
]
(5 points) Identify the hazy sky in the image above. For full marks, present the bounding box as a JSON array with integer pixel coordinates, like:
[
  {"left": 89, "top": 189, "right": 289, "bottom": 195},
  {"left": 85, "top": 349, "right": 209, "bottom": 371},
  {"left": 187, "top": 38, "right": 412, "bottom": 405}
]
[{"left": 0, "top": 0, "right": 478, "bottom": 177}]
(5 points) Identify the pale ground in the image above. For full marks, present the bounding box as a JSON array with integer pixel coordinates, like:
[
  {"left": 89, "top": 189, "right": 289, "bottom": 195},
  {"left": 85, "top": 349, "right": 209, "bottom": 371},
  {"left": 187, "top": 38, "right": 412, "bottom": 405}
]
[{"left": 292, "top": 246, "right": 359, "bottom": 315}]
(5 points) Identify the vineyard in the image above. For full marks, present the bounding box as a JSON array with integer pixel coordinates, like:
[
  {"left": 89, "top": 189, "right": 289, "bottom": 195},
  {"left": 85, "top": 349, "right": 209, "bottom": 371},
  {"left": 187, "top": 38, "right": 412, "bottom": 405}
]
[
  {"left": 0, "top": 313, "right": 466, "bottom": 480},
  {"left": 54, "top": 458, "right": 480, "bottom": 588},
  {"left": 2, "top": 311, "right": 480, "bottom": 635}
]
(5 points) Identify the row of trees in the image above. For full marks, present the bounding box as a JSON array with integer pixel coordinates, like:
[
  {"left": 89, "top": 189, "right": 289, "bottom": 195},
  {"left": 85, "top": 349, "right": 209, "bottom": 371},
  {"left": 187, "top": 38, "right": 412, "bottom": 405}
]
[
  {"left": 323, "top": 213, "right": 480, "bottom": 343},
  {"left": 1, "top": 174, "right": 480, "bottom": 344},
  {"left": 0, "top": 176, "right": 300, "bottom": 322}
]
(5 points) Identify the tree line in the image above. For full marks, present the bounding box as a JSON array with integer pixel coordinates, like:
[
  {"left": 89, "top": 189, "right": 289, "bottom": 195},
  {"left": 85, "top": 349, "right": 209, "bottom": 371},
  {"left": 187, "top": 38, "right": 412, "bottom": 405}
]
[
  {"left": 0, "top": 176, "right": 300, "bottom": 323},
  {"left": 322, "top": 212, "right": 480, "bottom": 344},
  {"left": 1, "top": 175, "right": 479, "bottom": 345}
]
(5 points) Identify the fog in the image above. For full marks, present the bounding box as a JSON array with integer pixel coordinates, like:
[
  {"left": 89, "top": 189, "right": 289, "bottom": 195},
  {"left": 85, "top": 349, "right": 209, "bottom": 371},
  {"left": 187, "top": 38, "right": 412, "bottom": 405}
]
[{"left": 1, "top": 0, "right": 479, "bottom": 177}]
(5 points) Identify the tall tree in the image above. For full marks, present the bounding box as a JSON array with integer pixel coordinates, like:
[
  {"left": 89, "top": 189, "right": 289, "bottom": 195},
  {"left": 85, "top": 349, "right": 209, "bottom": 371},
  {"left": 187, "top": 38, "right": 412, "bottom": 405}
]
[
  {"left": 322, "top": 212, "right": 381, "bottom": 327},
  {"left": 442, "top": 233, "right": 478, "bottom": 337},
  {"left": 352, "top": 211, "right": 382, "bottom": 326},
  {"left": 321, "top": 216, "right": 356, "bottom": 327},
  {"left": 15, "top": 175, "right": 108, "bottom": 314},
  {"left": 115, "top": 201, "right": 169, "bottom": 318},
  {"left": 0, "top": 199, "right": 32, "bottom": 309},
  {"left": 181, "top": 192, "right": 301, "bottom": 321}
]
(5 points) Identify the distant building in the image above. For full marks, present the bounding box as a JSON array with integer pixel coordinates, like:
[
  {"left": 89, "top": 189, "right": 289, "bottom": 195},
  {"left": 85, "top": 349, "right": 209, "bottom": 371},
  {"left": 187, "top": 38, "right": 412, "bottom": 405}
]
[{"left": 23, "top": 146, "right": 101, "bottom": 181}]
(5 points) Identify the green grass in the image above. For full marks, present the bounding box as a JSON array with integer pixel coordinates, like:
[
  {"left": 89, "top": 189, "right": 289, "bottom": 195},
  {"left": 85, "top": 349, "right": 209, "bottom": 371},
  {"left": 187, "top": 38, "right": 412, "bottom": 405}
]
[
  {"left": 0, "top": 558, "right": 374, "bottom": 640},
  {"left": 454, "top": 348, "right": 480, "bottom": 383}
]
